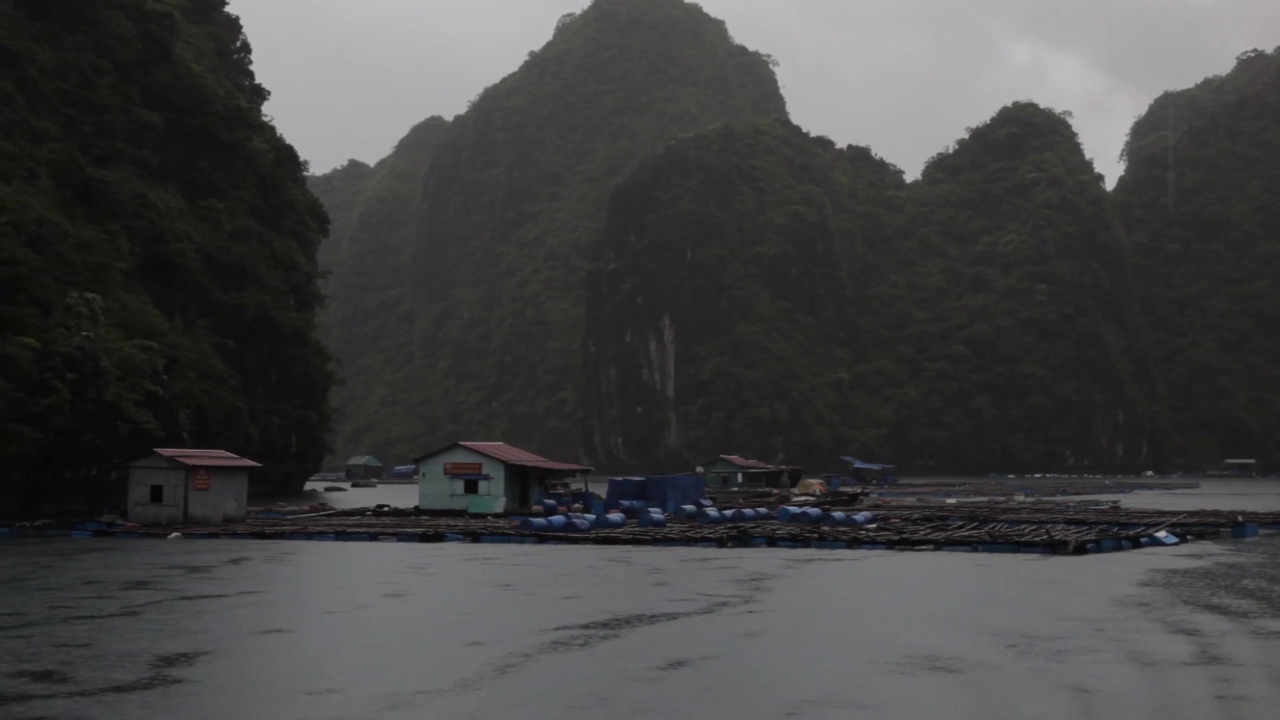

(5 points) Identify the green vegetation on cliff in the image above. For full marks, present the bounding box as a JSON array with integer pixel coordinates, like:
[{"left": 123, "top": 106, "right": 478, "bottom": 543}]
[
  {"left": 586, "top": 120, "right": 907, "bottom": 467},
  {"left": 309, "top": 117, "right": 450, "bottom": 458},
  {"left": 1, "top": 0, "right": 332, "bottom": 509},
  {"left": 1114, "top": 48, "right": 1280, "bottom": 468},
  {"left": 320, "top": 0, "right": 788, "bottom": 464},
  {"left": 588, "top": 105, "right": 1156, "bottom": 473},
  {"left": 311, "top": 1, "right": 1277, "bottom": 474},
  {"left": 898, "top": 103, "right": 1155, "bottom": 472}
]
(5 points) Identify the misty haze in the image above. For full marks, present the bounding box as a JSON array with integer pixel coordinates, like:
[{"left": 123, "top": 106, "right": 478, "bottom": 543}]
[{"left": 2, "top": 1, "right": 1279, "bottom": 718}]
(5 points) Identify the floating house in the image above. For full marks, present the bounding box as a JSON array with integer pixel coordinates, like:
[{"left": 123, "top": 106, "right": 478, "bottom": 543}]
[
  {"left": 413, "top": 442, "right": 593, "bottom": 514},
  {"left": 700, "top": 455, "right": 801, "bottom": 493},
  {"left": 125, "top": 448, "right": 260, "bottom": 526},
  {"left": 839, "top": 456, "right": 898, "bottom": 485},
  {"left": 344, "top": 455, "right": 384, "bottom": 480},
  {"left": 1218, "top": 459, "right": 1257, "bottom": 477}
]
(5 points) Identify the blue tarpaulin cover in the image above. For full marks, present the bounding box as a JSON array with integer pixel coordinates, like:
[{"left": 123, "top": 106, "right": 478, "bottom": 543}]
[
  {"left": 605, "top": 477, "right": 646, "bottom": 503},
  {"left": 840, "top": 456, "right": 896, "bottom": 470},
  {"left": 606, "top": 474, "right": 706, "bottom": 512},
  {"left": 642, "top": 474, "right": 706, "bottom": 512}
]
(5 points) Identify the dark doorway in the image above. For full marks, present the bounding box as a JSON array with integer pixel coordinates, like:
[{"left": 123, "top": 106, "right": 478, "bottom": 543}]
[{"left": 512, "top": 467, "right": 531, "bottom": 508}]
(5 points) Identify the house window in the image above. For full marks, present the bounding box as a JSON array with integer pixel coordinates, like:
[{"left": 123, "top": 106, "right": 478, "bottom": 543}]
[
  {"left": 452, "top": 477, "right": 490, "bottom": 495},
  {"left": 149, "top": 484, "right": 164, "bottom": 503}
]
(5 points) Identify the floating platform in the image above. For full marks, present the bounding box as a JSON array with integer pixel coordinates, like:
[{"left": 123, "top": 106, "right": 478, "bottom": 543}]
[
  {"left": 2, "top": 503, "right": 1274, "bottom": 556},
  {"left": 781, "top": 479, "right": 1201, "bottom": 502}
]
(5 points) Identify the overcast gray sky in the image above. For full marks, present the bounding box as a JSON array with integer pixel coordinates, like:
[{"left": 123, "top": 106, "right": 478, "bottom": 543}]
[{"left": 227, "top": 0, "right": 1278, "bottom": 185}]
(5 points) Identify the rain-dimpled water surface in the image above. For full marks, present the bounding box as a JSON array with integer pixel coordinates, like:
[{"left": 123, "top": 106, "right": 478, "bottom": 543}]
[{"left": 2, "top": 480, "right": 1279, "bottom": 719}]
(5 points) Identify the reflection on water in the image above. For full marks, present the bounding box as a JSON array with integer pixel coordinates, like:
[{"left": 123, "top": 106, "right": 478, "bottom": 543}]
[{"left": 0, "top": 481, "right": 1277, "bottom": 719}]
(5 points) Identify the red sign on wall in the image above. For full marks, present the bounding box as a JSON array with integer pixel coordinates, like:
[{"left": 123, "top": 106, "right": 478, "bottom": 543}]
[
  {"left": 443, "top": 462, "right": 483, "bottom": 476},
  {"left": 191, "top": 468, "right": 211, "bottom": 491}
]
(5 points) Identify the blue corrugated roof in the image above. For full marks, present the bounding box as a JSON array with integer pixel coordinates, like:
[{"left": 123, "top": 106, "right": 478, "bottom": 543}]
[{"left": 840, "top": 456, "right": 895, "bottom": 470}]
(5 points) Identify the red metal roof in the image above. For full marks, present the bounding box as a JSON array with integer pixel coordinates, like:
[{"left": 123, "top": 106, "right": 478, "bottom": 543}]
[
  {"left": 718, "top": 455, "right": 773, "bottom": 470},
  {"left": 152, "top": 448, "right": 262, "bottom": 469},
  {"left": 416, "top": 442, "right": 592, "bottom": 472}
]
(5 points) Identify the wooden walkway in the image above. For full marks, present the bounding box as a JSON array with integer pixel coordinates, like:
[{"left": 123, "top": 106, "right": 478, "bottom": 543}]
[{"left": 8, "top": 502, "right": 1271, "bottom": 556}]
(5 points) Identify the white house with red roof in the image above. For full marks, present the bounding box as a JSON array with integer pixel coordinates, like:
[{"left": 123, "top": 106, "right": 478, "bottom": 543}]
[
  {"left": 699, "top": 454, "right": 801, "bottom": 495},
  {"left": 413, "top": 441, "right": 593, "bottom": 513},
  {"left": 125, "top": 448, "right": 261, "bottom": 525}
]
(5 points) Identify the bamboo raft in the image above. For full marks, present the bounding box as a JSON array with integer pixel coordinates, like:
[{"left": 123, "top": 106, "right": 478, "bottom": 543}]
[
  {"left": 784, "top": 502, "right": 1280, "bottom": 531},
  {"left": 681, "top": 479, "right": 1200, "bottom": 513},
  {"left": 762, "top": 479, "right": 1202, "bottom": 502},
  {"left": 6, "top": 503, "right": 1271, "bottom": 556}
]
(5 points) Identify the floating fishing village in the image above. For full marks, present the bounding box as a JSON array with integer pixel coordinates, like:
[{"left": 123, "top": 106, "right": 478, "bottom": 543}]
[{"left": 3, "top": 443, "right": 1275, "bottom": 557}]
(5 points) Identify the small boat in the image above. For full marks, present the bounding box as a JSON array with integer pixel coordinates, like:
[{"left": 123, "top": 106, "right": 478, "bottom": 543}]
[
  {"left": 349, "top": 479, "right": 378, "bottom": 488},
  {"left": 323, "top": 486, "right": 348, "bottom": 492}
]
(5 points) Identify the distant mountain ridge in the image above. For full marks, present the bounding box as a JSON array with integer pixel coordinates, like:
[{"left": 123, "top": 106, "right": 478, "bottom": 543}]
[
  {"left": 312, "top": 0, "right": 788, "bottom": 465},
  {"left": 313, "top": 2, "right": 1280, "bottom": 473}
]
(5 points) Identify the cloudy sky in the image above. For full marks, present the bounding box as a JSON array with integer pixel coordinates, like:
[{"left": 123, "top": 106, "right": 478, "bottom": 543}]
[{"left": 227, "top": 0, "right": 1278, "bottom": 185}]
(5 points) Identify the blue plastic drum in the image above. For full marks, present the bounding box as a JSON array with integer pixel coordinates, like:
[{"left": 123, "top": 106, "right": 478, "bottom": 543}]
[
  {"left": 595, "top": 513, "right": 627, "bottom": 529},
  {"left": 794, "top": 508, "right": 824, "bottom": 525},
  {"left": 823, "top": 512, "right": 848, "bottom": 527},
  {"left": 639, "top": 512, "right": 668, "bottom": 528},
  {"left": 697, "top": 509, "right": 726, "bottom": 525}
]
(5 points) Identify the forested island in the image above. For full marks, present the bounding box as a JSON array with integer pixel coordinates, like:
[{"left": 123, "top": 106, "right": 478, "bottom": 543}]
[
  {"left": 1, "top": 0, "right": 332, "bottom": 511},
  {"left": 3, "top": 0, "right": 1277, "bottom": 513},
  {"left": 313, "top": 1, "right": 1280, "bottom": 474}
]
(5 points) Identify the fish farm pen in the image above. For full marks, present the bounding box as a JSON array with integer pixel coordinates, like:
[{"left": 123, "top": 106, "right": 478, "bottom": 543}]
[
  {"left": 843, "top": 478, "right": 1201, "bottom": 500},
  {"left": 4, "top": 502, "right": 1276, "bottom": 556}
]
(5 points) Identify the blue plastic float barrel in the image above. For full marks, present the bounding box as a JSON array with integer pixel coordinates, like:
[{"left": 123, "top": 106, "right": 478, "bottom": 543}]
[
  {"left": 823, "top": 512, "right": 848, "bottom": 527},
  {"left": 539, "top": 498, "right": 559, "bottom": 514},
  {"left": 730, "top": 508, "right": 757, "bottom": 522},
  {"left": 518, "top": 518, "right": 550, "bottom": 531},
  {"left": 545, "top": 515, "right": 569, "bottom": 531},
  {"left": 776, "top": 506, "right": 801, "bottom": 523},
  {"left": 695, "top": 499, "right": 715, "bottom": 509},
  {"left": 697, "top": 509, "right": 726, "bottom": 525},
  {"left": 595, "top": 513, "right": 626, "bottom": 529},
  {"left": 565, "top": 519, "right": 592, "bottom": 533},
  {"left": 677, "top": 505, "right": 699, "bottom": 520},
  {"left": 639, "top": 512, "right": 668, "bottom": 528},
  {"left": 793, "top": 508, "right": 824, "bottom": 525}
]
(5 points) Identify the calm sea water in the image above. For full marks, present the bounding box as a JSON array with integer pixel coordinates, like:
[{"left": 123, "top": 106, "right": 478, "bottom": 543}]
[{"left": 2, "top": 480, "right": 1278, "bottom": 719}]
